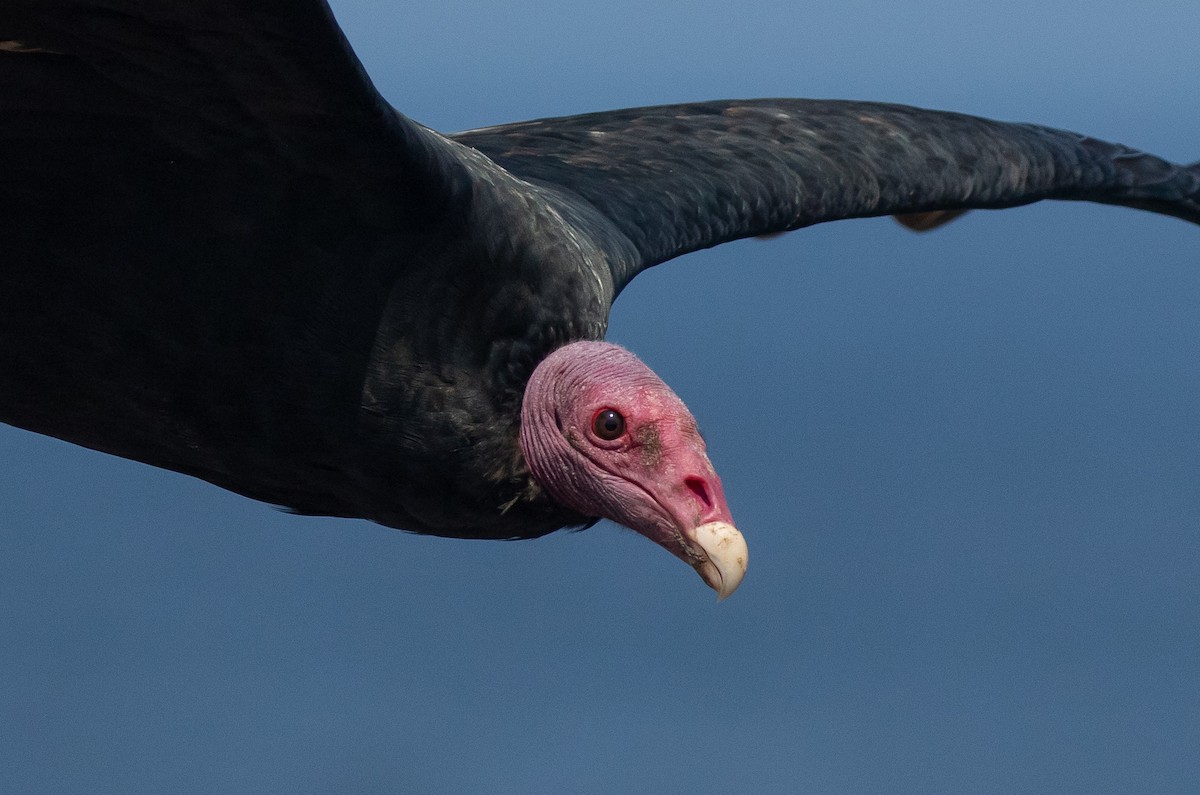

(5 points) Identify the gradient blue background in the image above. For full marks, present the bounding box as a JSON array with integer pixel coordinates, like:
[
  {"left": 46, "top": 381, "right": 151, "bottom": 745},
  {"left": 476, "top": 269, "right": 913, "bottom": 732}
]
[{"left": 2, "top": 2, "right": 1198, "bottom": 792}]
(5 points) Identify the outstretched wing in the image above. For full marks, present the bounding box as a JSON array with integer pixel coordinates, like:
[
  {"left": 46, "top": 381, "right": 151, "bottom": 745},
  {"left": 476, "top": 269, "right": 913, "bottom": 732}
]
[
  {"left": 453, "top": 99, "right": 1200, "bottom": 292},
  {"left": 0, "top": 0, "right": 474, "bottom": 506}
]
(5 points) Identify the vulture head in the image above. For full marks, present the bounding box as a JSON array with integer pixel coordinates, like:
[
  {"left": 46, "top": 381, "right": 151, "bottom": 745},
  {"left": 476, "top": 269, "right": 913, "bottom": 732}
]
[{"left": 520, "top": 341, "right": 748, "bottom": 599}]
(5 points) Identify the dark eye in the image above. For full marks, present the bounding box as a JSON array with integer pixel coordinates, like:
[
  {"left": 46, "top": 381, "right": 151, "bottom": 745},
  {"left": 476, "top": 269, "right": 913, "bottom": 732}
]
[{"left": 592, "top": 408, "right": 626, "bottom": 441}]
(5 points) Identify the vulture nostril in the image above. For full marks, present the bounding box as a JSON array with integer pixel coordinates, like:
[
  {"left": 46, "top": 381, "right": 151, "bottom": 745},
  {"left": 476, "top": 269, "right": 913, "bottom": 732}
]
[{"left": 685, "top": 476, "right": 713, "bottom": 513}]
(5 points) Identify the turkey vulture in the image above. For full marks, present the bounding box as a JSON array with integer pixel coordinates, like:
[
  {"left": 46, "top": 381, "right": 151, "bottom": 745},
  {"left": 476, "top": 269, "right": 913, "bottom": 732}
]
[{"left": 1, "top": 1, "right": 1196, "bottom": 599}]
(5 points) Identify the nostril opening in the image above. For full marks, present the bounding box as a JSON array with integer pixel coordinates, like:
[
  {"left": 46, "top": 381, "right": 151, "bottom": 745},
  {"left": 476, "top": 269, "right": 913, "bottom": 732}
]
[{"left": 685, "top": 476, "right": 713, "bottom": 512}]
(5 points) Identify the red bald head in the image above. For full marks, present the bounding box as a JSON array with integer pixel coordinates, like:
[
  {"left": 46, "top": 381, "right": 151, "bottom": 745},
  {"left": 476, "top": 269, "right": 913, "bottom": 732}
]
[{"left": 520, "top": 341, "right": 747, "bottom": 598}]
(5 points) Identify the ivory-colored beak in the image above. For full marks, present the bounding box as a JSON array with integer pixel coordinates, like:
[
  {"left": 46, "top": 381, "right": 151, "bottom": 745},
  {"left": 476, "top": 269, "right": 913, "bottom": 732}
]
[{"left": 690, "top": 521, "right": 748, "bottom": 600}]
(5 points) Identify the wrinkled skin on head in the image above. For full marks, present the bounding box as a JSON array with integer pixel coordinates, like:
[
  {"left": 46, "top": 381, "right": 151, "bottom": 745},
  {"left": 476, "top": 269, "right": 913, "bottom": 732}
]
[{"left": 520, "top": 341, "right": 747, "bottom": 598}]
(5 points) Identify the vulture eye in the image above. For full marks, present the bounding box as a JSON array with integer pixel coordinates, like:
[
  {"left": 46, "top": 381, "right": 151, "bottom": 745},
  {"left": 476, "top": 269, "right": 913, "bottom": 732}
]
[{"left": 592, "top": 408, "right": 626, "bottom": 440}]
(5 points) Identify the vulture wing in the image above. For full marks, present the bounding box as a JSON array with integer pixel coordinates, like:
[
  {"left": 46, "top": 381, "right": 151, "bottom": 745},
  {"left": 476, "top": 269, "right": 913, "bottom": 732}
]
[
  {"left": 0, "top": 0, "right": 476, "bottom": 510},
  {"left": 452, "top": 100, "right": 1200, "bottom": 294}
]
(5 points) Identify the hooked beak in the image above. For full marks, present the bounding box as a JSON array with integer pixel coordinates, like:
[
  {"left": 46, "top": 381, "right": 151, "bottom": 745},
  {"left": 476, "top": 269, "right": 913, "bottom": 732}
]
[{"left": 687, "top": 521, "right": 749, "bottom": 600}]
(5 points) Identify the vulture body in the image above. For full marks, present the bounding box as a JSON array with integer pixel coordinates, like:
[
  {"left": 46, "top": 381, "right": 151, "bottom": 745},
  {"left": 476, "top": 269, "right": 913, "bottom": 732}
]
[{"left": 1, "top": 0, "right": 1196, "bottom": 596}]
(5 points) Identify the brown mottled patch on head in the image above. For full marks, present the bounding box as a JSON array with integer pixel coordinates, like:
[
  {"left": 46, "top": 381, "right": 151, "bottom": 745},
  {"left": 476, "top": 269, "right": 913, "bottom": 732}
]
[{"left": 636, "top": 424, "right": 663, "bottom": 469}]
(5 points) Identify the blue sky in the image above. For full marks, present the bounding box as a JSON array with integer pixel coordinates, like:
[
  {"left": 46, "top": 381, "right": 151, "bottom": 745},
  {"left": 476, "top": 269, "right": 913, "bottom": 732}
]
[{"left": 2, "top": 1, "right": 1198, "bottom": 792}]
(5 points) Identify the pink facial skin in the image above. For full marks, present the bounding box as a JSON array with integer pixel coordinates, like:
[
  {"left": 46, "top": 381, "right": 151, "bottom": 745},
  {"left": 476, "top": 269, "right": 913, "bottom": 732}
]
[{"left": 520, "top": 341, "right": 747, "bottom": 597}]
